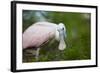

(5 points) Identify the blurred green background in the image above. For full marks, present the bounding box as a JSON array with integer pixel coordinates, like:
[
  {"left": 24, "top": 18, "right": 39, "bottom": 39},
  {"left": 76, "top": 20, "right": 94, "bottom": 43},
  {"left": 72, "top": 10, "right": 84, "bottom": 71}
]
[{"left": 22, "top": 10, "right": 91, "bottom": 63}]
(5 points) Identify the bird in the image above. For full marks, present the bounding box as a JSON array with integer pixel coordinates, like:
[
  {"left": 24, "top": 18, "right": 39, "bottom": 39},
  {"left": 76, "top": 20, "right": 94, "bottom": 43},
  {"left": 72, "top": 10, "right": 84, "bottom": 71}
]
[{"left": 22, "top": 22, "right": 66, "bottom": 60}]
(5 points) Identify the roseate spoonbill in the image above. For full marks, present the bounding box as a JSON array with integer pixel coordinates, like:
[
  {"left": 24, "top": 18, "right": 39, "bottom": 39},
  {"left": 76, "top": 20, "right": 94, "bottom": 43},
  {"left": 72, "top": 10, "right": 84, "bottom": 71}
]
[{"left": 23, "top": 22, "right": 66, "bottom": 60}]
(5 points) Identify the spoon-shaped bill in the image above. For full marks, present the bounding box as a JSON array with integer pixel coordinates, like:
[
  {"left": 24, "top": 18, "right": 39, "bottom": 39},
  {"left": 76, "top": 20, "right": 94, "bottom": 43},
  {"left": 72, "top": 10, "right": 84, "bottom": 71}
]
[{"left": 58, "top": 29, "right": 66, "bottom": 50}]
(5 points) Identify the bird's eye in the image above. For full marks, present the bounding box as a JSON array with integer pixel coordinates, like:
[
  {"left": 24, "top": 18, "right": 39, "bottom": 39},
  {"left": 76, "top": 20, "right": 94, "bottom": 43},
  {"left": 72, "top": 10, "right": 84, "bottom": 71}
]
[{"left": 62, "top": 28, "right": 64, "bottom": 30}]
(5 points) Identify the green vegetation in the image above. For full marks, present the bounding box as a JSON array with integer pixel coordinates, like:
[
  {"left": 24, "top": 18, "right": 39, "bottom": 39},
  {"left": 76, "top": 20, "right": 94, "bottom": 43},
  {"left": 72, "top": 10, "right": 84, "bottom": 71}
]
[{"left": 23, "top": 10, "right": 91, "bottom": 62}]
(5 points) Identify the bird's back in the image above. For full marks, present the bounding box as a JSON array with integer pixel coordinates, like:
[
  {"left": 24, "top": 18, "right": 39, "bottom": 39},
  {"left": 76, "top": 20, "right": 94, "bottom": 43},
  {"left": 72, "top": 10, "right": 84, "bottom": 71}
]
[{"left": 23, "top": 22, "right": 57, "bottom": 49}]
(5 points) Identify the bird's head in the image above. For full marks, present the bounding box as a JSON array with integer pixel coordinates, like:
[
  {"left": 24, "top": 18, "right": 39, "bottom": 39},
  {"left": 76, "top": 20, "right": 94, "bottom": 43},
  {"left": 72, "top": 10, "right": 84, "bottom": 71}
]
[{"left": 56, "top": 23, "right": 66, "bottom": 50}]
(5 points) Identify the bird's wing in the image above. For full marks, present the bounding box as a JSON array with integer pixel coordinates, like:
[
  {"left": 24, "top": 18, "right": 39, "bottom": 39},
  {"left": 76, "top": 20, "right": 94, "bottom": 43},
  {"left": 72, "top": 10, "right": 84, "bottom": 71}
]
[{"left": 23, "top": 24, "right": 56, "bottom": 49}]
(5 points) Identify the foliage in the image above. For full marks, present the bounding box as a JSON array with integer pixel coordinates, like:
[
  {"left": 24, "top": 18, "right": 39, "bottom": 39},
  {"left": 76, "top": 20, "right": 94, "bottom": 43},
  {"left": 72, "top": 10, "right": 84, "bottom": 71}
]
[{"left": 22, "top": 10, "right": 91, "bottom": 62}]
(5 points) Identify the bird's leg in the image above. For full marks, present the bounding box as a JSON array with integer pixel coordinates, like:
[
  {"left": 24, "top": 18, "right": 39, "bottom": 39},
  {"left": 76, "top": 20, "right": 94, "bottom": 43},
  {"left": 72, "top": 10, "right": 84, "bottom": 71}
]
[{"left": 35, "top": 48, "right": 40, "bottom": 61}]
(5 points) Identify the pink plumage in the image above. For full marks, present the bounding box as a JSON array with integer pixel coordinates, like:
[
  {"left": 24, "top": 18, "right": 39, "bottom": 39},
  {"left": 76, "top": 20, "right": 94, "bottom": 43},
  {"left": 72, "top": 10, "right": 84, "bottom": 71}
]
[{"left": 22, "top": 22, "right": 57, "bottom": 49}]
